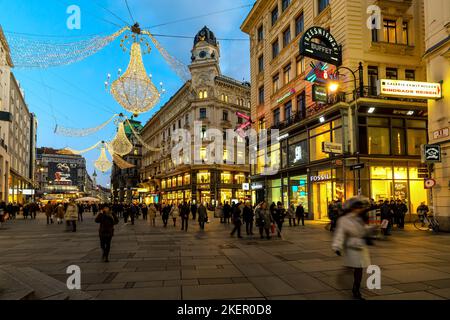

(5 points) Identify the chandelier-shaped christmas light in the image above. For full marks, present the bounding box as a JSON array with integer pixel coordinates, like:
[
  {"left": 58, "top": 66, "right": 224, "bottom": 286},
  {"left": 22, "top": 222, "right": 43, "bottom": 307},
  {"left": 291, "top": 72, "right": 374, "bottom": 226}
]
[
  {"left": 109, "top": 121, "right": 133, "bottom": 156},
  {"left": 95, "top": 144, "right": 113, "bottom": 173},
  {"left": 109, "top": 40, "right": 164, "bottom": 116}
]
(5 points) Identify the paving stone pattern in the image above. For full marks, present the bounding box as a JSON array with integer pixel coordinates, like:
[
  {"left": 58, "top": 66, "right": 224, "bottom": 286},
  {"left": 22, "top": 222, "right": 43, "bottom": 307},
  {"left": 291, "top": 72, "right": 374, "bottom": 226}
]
[{"left": 1, "top": 213, "right": 450, "bottom": 300}]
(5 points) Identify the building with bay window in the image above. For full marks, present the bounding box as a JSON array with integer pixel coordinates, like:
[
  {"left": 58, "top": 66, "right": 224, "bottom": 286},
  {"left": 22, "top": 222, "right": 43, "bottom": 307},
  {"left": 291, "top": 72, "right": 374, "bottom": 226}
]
[
  {"left": 242, "top": 0, "right": 429, "bottom": 221},
  {"left": 139, "top": 26, "right": 251, "bottom": 206}
]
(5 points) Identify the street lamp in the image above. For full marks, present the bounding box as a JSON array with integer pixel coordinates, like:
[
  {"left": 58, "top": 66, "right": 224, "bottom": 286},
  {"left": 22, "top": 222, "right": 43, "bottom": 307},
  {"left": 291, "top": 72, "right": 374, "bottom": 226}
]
[{"left": 328, "top": 64, "right": 362, "bottom": 196}]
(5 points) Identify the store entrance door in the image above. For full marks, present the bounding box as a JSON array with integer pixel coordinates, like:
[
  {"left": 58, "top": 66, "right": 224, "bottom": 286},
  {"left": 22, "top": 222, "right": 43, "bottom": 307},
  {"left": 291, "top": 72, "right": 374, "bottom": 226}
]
[
  {"left": 313, "top": 182, "right": 332, "bottom": 221},
  {"left": 200, "top": 191, "right": 211, "bottom": 206}
]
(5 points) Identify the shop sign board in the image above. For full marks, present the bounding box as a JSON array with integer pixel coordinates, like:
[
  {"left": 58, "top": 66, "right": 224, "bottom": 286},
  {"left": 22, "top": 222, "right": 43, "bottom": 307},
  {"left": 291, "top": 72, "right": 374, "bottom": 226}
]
[
  {"left": 394, "top": 182, "right": 408, "bottom": 200},
  {"left": 242, "top": 183, "right": 250, "bottom": 191},
  {"left": 377, "top": 79, "right": 442, "bottom": 99},
  {"left": 322, "top": 141, "right": 343, "bottom": 154},
  {"left": 299, "top": 27, "right": 342, "bottom": 66},
  {"left": 276, "top": 89, "right": 296, "bottom": 104},
  {"left": 312, "top": 85, "right": 328, "bottom": 103},
  {"left": 350, "top": 163, "right": 365, "bottom": 171},
  {"left": 251, "top": 182, "right": 264, "bottom": 190},
  {"left": 422, "top": 144, "right": 442, "bottom": 163},
  {"left": 310, "top": 174, "right": 331, "bottom": 182},
  {"left": 433, "top": 128, "right": 449, "bottom": 140}
]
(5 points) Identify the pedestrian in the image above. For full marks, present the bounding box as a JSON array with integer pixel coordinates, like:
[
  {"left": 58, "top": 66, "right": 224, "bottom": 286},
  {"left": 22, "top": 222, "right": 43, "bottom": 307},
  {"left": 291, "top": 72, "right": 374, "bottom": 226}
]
[
  {"left": 92, "top": 203, "right": 99, "bottom": 217},
  {"left": 56, "top": 203, "right": 65, "bottom": 224},
  {"left": 77, "top": 203, "right": 84, "bottom": 222},
  {"left": 255, "top": 201, "right": 272, "bottom": 240},
  {"left": 148, "top": 203, "right": 157, "bottom": 226},
  {"left": 397, "top": 200, "right": 408, "bottom": 229},
  {"left": 272, "top": 202, "right": 286, "bottom": 238},
  {"left": 198, "top": 203, "right": 208, "bottom": 230},
  {"left": 170, "top": 204, "right": 179, "bottom": 227},
  {"left": 287, "top": 204, "right": 296, "bottom": 227},
  {"left": 45, "top": 202, "right": 54, "bottom": 225},
  {"left": 243, "top": 201, "right": 254, "bottom": 235},
  {"left": 328, "top": 201, "right": 339, "bottom": 232},
  {"left": 129, "top": 204, "right": 137, "bottom": 225},
  {"left": 123, "top": 204, "right": 130, "bottom": 224},
  {"left": 162, "top": 204, "right": 170, "bottom": 227},
  {"left": 296, "top": 203, "right": 305, "bottom": 226},
  {"left": 216, "top": 202, "right": 224, "bottom": 223},
  {"left": 141, "top": 204, "right": 148, "bottom": 221},
  {"left": 417, "top": 202, "right": 429, "bottom": 223},
  {"left": 95, "top": 204, "right": 119, "bottom": 263},
  {"left": 223, "top": 201, "right": 231, "bottom": 224},
  {"left": 191, "top": 202, "right": 197, "bottom": 221},
  {"left": 380, "top": 200, "right": 393, "bottom": 236},
  {"left": 180, "top": 202, "right": 190, "bottom": 231},
  {"left": 65, "top": 200, "right": 78, "bottom": 232},
  {"left": 230, "top": 202, "right": 243, "bottom": 238},
  {"left": 332, "top": 196, "right": 375, "bottom": 300}
]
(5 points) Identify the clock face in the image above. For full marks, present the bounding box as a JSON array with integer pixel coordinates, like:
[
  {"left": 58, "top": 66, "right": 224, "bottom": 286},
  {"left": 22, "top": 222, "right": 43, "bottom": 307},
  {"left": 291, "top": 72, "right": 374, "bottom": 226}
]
[{"left": 199, "top": 51, "right": 207, "bottom": 58}]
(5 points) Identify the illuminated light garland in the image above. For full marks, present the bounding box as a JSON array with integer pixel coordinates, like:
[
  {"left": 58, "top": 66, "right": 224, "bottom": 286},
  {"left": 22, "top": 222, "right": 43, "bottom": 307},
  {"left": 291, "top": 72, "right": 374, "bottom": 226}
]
[
  {"left": 109, "top": 121, "right": 133, "bottom": 156},
  {"left": 110, "top": 42, "right": 161, "bottom": 115},
  {"left": 54, "top": 114, "right": 120, "bottom": 137},
  {"left": 112, "top": 153, "right": 136, "bottom": 169},
  {"left": 95, "top": 145, "right": 113, "bottom": 173},
  {"left": 60, "top": 141, "right": 103, "bottom": 155},
  {"left": 125, "top": 118, "right": 161, "bottom": 152},
  {"left": 6, "top": 27, "right": 129, "bottom": 68},
  {"left": 142, "top": 30, "right": 191, "bottom": 82}
]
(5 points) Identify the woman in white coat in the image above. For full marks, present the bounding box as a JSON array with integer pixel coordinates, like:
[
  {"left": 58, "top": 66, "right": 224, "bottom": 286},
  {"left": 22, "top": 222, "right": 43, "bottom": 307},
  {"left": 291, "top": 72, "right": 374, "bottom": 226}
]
[{"left": 332, "top": 196, "right": 373, "bottom": 300}]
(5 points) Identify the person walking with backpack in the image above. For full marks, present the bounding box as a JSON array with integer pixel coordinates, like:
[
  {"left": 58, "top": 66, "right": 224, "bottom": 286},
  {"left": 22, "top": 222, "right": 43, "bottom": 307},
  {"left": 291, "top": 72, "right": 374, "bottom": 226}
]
[{"left": 95, "top": 204, "right": 119, "bottom": 263}]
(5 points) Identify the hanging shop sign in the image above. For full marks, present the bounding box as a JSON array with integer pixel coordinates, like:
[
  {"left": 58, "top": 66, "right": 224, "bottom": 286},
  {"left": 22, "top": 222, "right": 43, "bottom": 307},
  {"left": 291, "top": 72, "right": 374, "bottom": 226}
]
[
  {"left": 299, "top": 27, "right": 342, "bottom": 66},
  {"left": 251, "top": 182, "right": 264, "bottom": 190},
  {"left": 322, "top": 142, "right": 343, "bottom": 154},
  {"left": 433, "top": 128, "right": 449, "bottom": 140},
  {"left": 377, "top": 80, "right": 442, "bottom": 100},
  {"left": 422, "top": 144, "right": 442, "bottom": 163},
  {"left": 312, "top": 85, "right": 328, "bottom": 103},
  {"left": 350, "top": 163, "right": 365, "bottom": 171},
  {"left": 242, "top": 183, "right": 250, "bottom": 191},
  {"left": 276, "top": 89, "right": 296, "bottom": 104},
  {"left": 424, "top": 179, "right": 436, "bottom": 189}
]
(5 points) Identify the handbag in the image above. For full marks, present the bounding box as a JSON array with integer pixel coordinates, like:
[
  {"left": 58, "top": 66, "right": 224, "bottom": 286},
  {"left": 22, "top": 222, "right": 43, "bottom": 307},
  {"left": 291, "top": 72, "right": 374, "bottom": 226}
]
[{"left": 381, "top": 219, "right": 389, "bottom": 229}]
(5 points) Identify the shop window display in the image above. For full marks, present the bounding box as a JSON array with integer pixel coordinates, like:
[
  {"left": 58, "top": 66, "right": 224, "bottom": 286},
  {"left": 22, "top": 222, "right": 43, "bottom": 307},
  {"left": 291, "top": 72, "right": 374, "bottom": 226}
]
[
  {"left": 221, "top": 172, "right": 232, "bottom": 184},
  {"left": 289, "top": 175, "right": 308, "bottom": 213},
  {"left": 407, "top": 129, "right": 427, "bottom": 155},
  {"left": 268, "top": 179, "right": 282, "bottom": 204},
  {"left": 197, "top": 171, "right": 210, "bottom": 184},
  {"left": 368, "top": 127, "right": 390, "bottom": 155}
]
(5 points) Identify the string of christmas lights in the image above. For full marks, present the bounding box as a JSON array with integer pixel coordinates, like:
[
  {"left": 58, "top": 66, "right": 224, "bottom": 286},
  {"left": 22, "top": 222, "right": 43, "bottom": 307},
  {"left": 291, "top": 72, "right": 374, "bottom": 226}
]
[
  {"left": 142, "top": 30, "right": 191, "bottom": 82},
  {"left": 61, "top": 141, "right": 103, "bottom": 155},
  {"left": 6, "top": 27, "right": 129, "bottom": 68},
  {"left": 125, "top": 118, "right": 161, "bottom": 152},
  {"left": 54, "top": 114, "right": 120, "bottom": 137}
]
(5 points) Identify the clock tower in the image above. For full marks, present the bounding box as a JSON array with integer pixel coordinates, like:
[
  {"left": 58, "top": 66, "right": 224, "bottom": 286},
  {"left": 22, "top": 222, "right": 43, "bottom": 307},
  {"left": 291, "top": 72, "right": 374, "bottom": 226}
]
[{"left": 189, "top": 26, "right": 221, "bottom": 91}]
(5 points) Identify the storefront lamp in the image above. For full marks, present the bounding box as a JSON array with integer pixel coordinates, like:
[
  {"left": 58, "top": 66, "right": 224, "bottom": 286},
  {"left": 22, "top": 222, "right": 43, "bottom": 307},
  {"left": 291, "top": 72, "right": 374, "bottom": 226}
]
[
  {"left": 328, "top": 82, "right": 339, "bottom": 93},
  {"left": 407, "top": 111, "right": 415, "bottom": 116},
  {"left": 368, "top": 107, "right": 375, "bottom": 114},
  {"left": 319, "top": 116, "right": 325, "bottom": 123}
]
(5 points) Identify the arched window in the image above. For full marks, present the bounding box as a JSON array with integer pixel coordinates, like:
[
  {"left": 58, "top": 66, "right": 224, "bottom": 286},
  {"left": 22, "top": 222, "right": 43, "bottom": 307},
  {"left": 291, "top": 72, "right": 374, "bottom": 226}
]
[
  {"left": 199, "top": 91, "right": 204, "bottom": 99},
  {"left": 203, "top": 90, "right": 208, "bottom": 99}
]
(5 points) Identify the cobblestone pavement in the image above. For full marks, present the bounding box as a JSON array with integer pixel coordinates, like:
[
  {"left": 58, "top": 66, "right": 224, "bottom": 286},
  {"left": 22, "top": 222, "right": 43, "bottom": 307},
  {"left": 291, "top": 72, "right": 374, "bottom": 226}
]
[{"left": 1, "top": 213, "right": 450, "bottom": 300}]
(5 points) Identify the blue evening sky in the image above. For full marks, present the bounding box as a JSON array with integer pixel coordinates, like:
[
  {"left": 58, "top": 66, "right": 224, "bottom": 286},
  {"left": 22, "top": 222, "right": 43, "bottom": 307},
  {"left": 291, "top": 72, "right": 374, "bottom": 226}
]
[{"left": 0, "top": 0, "right": 255, "bottom": 186}]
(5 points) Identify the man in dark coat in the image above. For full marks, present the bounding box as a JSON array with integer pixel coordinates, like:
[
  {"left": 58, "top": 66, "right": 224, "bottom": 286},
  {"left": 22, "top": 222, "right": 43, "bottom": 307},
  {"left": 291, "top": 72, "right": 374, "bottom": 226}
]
[
  {"left": 380, "top": 200, "right": 393, "bottom": 235},
  {"left": 198, "top": 203, "right": 208, "bottom": 230},
  {"left": 191, "top": 203, "right": 197, "bottom": 221},
  {"left": 230, "top": 202, "right": 243, "bottom": 238},
  {"left": 296, "top": 203, "right": 305, "bottom": 226},
  {"left": 223, "top": 202, "right": 231, "bottom": 224},
  {"left": 95, "top": 205, "right": 119, "bottom": 262},
  {"left": 397, "top": 200, "right": 408, "bottom": 229},
  {"left": 243, "top": 202, "right": 254, "bottom": 235},
  {"left": 180, "top": 202, "right": 190, "bottom": 231},
  {"left": 272, "top": 202, "right": 286, "bottom": 238}
]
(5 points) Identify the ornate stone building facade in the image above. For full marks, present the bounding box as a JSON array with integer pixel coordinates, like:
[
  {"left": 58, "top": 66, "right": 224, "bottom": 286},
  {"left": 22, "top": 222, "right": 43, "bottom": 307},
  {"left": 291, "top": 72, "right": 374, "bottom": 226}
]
[{"left": 140, "top": 27, "right": 251, "bottom": 206}]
